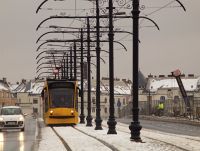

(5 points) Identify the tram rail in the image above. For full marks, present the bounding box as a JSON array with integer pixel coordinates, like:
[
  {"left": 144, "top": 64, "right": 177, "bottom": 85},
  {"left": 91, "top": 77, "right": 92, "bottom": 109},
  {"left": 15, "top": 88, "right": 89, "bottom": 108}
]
[{"left": 50, "top": 126, "right": 118, "bottom": 151}]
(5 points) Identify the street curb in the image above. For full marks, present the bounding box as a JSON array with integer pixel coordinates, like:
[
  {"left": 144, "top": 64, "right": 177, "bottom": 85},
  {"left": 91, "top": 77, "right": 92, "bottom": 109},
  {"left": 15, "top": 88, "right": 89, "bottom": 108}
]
[{"left": 32, "top": 118, "right": 42, "bottom": 151}]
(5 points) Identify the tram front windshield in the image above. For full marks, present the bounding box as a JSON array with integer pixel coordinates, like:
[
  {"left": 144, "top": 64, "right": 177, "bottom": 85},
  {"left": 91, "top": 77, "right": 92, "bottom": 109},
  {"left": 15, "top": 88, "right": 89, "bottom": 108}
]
[{"left": 50, "top": 88, "right": 74, "bottom": 108}]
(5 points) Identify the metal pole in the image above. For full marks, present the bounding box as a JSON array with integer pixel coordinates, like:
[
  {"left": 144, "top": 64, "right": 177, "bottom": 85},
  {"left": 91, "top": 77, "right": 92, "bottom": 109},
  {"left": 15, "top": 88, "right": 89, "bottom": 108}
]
[
  {"left": 193, "top": 94, "right": 194, "bottom": 120},
  {"left": 149, "top": 90, "right": 151, "bottom": 115},
  {"left": 70, "top": 46, "right": 73, "bottom": 79},
  {"left": 86, "top": 17, "right": 93, "bottom": 126},
  {"left": 63, "top": 57, "right": 66, "bottom": 78},
  {"left": 66, "top": 54, "right": 69, "bottom": 79},
  {"left": 95, "top": 0, "right": 103, "bottom": 130},
  {"left": 129, "top": 0, "right": 142, "bottom": 141},
  {"left": 74, "top": 42, "right": 77, "bottom": 80},
  {"left": 107, "top": 0, "right": 117, "bottom": 134},
  {"left": 79, "top": 29, "right": 85, "bottom": 123},
  {"left": 58, "top": 67, "right": 60, "bottom": 79},
  {"left": 61, "top": 65, "right": 64, "bottom": 79}
]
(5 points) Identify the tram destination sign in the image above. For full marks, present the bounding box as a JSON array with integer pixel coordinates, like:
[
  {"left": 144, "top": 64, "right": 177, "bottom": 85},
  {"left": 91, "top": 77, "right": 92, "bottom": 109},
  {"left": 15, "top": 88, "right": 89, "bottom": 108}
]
[{"left": 48, "top": 82, "right": 74, "bottom": 89}]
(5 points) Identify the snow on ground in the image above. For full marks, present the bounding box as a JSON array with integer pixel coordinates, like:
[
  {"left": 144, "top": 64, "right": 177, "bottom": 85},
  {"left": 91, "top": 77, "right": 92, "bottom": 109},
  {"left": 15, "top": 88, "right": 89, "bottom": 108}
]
[
  {"left": 38, "top": 127, "right": 67, "bottom": 151},
  {"left": 114, "top": 122, "right": 200, "bottom": 151},
  {"left": 55, "top": 126, "right": 112, "bottom": 151},
  {"left": 76, "top": 122, "right": 183, "bottom": 151},
  {"left": 37, "top": 119, "right": 200, "bottom": 151}
]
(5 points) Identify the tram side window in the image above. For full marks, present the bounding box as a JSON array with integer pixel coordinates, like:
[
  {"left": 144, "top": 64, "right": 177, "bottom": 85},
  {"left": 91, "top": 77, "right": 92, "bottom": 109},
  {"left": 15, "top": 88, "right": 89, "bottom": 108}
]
[
  {"left": 44, "top": 92, "right": 48, "bottom": 112},
  {"left": 75, "top": 88, "right": 78, "bottom": 111}
]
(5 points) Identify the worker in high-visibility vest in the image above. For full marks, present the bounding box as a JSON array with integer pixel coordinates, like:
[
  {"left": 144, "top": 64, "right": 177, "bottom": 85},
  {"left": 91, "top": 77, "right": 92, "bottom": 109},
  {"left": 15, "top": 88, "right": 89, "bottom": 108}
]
[{"left": 158, "top": 102, "right": 164, "bottom": 116}]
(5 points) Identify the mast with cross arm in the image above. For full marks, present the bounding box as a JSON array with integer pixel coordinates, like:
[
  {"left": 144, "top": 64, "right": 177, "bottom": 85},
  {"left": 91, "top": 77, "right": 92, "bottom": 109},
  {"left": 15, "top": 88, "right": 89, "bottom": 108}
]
[{"left": 172, "top": 69, "right": 191, "bottom": 115}]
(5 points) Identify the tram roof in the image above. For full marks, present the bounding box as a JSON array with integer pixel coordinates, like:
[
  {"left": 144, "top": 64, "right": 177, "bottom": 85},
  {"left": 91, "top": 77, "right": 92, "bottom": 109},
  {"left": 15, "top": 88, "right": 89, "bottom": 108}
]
[{"left": 46, "top": 78, "right": 77, "bottom": 83}]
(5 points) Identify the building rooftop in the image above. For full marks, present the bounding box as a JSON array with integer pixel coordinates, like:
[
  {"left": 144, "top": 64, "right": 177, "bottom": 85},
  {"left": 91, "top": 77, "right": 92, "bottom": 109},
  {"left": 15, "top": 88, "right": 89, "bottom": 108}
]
[{"left": 147, "top": 75, "right": 200, "bottom": 92}]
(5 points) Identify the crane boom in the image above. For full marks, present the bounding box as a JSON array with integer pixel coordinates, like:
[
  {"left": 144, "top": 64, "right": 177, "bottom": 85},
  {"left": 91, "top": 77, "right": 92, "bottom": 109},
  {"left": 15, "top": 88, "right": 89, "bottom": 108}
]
[{"left": 172, "top": 69, "right": 191, "bottom": 113}]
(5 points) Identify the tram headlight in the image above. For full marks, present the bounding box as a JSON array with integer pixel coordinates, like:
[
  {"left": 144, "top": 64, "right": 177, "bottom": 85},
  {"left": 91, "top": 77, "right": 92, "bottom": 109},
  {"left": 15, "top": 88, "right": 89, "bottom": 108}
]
[
  {"left": 50, "top": 110, "right": 53, "bottom": 115},
  {"left": 70, "top": 110, "right": 74, "bottom": 115}
]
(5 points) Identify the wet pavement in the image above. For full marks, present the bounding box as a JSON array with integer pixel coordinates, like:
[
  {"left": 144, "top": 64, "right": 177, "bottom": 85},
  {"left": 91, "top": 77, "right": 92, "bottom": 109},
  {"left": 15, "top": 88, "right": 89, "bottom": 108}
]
[{"left": 0, "top": 115, "right": 37, "bottom": 151}]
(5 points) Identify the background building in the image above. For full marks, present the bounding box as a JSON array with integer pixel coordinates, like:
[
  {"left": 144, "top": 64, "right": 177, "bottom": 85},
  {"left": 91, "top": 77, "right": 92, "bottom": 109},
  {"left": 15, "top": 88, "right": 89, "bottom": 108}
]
[
  {"left": 0, "top": 78, "right": 16, "bottom": 106},
  {"left": 139, "top": 74, "right": 200, "bottom": 118}
]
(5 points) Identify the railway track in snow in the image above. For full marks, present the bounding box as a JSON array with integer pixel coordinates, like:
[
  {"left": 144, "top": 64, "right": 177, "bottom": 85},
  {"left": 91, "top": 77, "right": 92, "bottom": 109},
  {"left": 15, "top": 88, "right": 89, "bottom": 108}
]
[
  {"left": 51, "top": 127, "right": 72, "bottom": 151},
  {"left": 51, "top": 126, "right": 119, "bottom": 151}
]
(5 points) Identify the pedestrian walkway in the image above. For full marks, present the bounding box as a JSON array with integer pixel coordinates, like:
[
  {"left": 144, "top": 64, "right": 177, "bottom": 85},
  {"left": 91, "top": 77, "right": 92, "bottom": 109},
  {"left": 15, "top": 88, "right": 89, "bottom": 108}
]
[{"left": 36, "top": 118, "right": 200, "bottom": 151}]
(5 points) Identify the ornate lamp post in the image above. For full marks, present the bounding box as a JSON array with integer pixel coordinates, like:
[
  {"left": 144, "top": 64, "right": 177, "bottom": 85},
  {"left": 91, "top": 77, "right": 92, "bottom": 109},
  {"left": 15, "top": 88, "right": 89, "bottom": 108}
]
[
  {"left": 73, "top": 42, "right": 77, "bottom": 80},
  {"left": 86, "top": 17, "right": 93, "bottom": 126},
  {"left": 79, "top": 29, "right": 86, "bottom": 123},
  {"left": 107, "top": 0, "right": 117, "bottom": 134},
  {"left": 129, "top": 0, "right": 142, "bottom": 141},
  {"left": 94, "top": 0, "right": 103, "bottom": 130},
  {"left": 70, "top": 46, "right": 73, "bottom": 79},
  {"left": 66, "top": 54, "right": 69, "bottom": 79}
]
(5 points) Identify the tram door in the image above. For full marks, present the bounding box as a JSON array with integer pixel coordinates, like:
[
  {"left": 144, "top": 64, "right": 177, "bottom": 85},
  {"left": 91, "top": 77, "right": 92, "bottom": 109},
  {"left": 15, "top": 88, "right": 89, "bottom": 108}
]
[{"left": 42, "top": 88, "right": 49, "bottom": 122}]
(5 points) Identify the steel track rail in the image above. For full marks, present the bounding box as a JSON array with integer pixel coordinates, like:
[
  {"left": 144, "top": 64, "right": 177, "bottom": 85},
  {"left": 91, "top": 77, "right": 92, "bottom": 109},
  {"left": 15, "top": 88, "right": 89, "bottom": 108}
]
[{"left": 51, "top": 127, "right": 72, "bottom": 151}]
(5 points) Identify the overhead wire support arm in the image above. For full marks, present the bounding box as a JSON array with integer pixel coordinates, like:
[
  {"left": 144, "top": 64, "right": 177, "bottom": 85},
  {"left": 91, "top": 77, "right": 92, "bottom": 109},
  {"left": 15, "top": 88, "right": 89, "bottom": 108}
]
[
  {"left": 36, "top": 0, "right": 66, "bottom": 14},
  {"left": 175, "top": 0, "right": 186, "bottom": 12},
  {"left": 36, "top": 39, "right": 128, "bottom": 52},
  {"left": 139, "top": 16, "right": 160, "bottom": 31},
  {"left": 36, "top": 15, "right": 132, "bottom": 31},
  {"left": 36, "top": 30, "right": 139, "bottom": 44},
  {"left": 36, "top": 0, "right": 48, "bottom": 14}
]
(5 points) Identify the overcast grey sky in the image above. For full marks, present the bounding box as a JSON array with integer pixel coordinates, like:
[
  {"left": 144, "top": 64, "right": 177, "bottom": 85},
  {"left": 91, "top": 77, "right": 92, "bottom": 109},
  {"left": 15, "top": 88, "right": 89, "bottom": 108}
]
[{"left": 0, "top": 0, "right": 199, "bottom": 83}]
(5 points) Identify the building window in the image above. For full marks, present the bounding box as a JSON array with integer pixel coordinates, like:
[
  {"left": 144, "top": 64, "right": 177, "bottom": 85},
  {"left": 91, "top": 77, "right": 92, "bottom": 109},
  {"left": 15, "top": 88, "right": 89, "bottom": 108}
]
[
  {"left": 160, "top": 96, "right": 165, "bottom": 102},
  {"left": 123, "top": 98, "right": 126, "bottom": 105},
  {"left": 92, "top": 97, "right": 96, "bottom": 104},
  {"left": 4, "top": 92, "right": 7, "bottom": 98},
  {"left": 105, "top": 97, "right": 107, "bottom": 103},
  {"left": 126, "top": 99, "right": 128, "bottom": 104},
  {"left": 6, "top": 92, "right": 9, "bottom": 98},
  {"left": 105, "top": 107, "right": 107, "bottom": 113},
  {"left": 174, "top": 96, "right": 179, "bottom": 103},
  {"left": 117, "top": 98, "right": 121, "bottom": 105},
  {"left": 92, "top": 107, "right": 95, "bottom": 113},
  {"left": 33, "top": 108, "right": 38, "bottom": 113},
  {"left": 33, "top": 99, "right": 38, "bottom": 104},
  {"left": 117, "top": 98, "right": 121, "bottom": 108}
]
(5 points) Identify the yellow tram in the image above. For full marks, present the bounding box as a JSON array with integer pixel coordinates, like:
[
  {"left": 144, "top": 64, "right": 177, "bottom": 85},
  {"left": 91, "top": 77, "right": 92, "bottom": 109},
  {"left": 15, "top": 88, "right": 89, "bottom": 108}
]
[{"left": 41, "top": 79, "right": 79, "bottom": 125}]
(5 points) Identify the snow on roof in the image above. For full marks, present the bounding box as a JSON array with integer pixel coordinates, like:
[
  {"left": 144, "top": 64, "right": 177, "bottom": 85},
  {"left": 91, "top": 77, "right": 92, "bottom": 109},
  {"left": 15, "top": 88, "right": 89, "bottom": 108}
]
[
  {"left": 149, "top": 77, "right": 200, "bottom": 92},
  {"left": 29, "top": 81, "right": 44, "bottom": 94},
  {"left": 9, "top": 84, "right": 19, "bottom": 91},
  {"left": 0, "top": 83, "right": 9, "bottom": 91},
  {"left": 10, "top": 80, "right": 44, "bottom": 94},
  {"left": 90, "top": 80, "right": 131, "bottom": 95},
  {"left": 13, "top": 82, "right": 26, "bottom": 93},
  {"left": 114, "top": 85, "right": 131, "bottom": 95}
]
